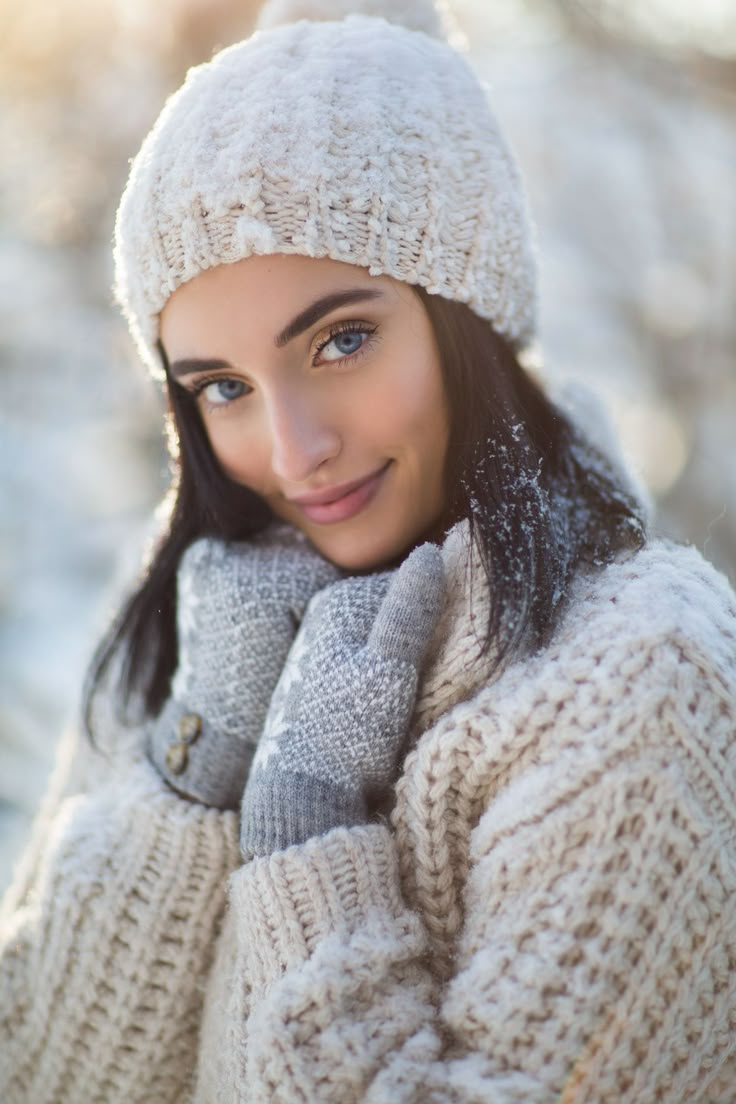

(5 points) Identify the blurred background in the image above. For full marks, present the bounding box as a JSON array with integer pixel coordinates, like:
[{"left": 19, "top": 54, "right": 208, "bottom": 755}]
[{"left": 1, "top": 0, "right": 734, "bottom": 889}]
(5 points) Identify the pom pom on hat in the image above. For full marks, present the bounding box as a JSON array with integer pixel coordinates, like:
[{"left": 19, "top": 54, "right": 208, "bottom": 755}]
[{"left": 256, "top": 0, "right": 445, "bottom": 38}]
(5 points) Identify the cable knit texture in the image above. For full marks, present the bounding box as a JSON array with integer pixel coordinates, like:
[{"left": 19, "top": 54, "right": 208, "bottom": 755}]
[
  {"left": 2, "top": 529, "right": 736, "bottom": 1102},
  {"left": 0, "top": 724, "right": 242, "bottom": 1103},
  {"left": 113, "top": 0, "right": 536, "bottom": 378}
]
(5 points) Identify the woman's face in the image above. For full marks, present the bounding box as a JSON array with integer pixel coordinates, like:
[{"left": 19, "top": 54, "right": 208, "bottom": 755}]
[{"left": 160, "top": 254, "right": 450, "bottom": 571}]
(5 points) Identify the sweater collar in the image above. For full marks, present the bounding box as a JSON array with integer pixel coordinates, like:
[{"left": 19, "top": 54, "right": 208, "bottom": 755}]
[{"left": 410, "top": 520, "right": 497, "bottom": 737}]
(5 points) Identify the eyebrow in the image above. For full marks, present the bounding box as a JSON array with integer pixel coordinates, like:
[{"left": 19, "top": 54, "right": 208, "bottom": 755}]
[
  {"left": 274, "top": 287, "right": 383, "bottom": 347},
  {"left": 168, "top": 287, "right": 384, "bottom": 378}
]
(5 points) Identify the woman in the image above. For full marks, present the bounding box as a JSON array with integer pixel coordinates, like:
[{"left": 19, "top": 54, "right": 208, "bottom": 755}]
[{"left": 2, "top": 1, "right": 735, "bottom": 1101}]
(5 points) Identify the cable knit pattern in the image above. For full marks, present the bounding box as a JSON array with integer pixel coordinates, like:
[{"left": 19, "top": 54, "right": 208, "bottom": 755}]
[
  {"left": 2, "top": 534, "right": 735, "bottom": 1102},
  {"left": 0, "top": 740, "right": 241, "bottom": 1103},
  {"left": 113, "top": 2, "right": 536, "bottom": 378}
]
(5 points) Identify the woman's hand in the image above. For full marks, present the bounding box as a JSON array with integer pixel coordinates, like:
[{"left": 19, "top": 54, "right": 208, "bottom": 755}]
[
  {"left": 240, "top": 543, "right": 446, "bottom": 858},
  {"left": 147, "top": 527, "right": 341, "bottom": 809}
]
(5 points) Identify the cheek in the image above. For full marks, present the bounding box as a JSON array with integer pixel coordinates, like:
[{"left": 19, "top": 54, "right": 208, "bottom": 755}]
[{"left": 369, "top": 357, "right": 448, "bottom": 459}]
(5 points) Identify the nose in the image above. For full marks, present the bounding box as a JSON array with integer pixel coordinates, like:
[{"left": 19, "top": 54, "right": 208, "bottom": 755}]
[{"left": 267, "top": 388, "right": 341, "bottom": 483}]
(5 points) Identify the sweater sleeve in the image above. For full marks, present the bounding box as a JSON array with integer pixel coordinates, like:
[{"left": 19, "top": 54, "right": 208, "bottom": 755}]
[
  {"left": 195, "top": 646, "right": 736, "bottom": 1103},
  {"left": 0, "top": 726, "right": 241, "bottom": 1104}
]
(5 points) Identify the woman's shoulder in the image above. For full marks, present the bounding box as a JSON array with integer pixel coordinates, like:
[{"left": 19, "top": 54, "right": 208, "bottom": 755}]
[
  {"left": 457, "top": 537, "right": 736, "bottom": 719},
  {"left": 468, "top": 538, "right": 736, "bottom": 770},
  {"left": 415, "top": 530, "right": 735, "bottom": 742},
  {"left": 408, "top": 539, "right": 736, "bottom": 848},
  {"left": 559, "top": 538, "right": 736, "bottom": 675},
  {"left": 428, "top": 537, "right": 735, "bottom": 766}
]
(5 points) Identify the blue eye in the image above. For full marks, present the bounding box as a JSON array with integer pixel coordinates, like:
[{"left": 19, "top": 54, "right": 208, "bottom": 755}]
[
  {"left": 320, "top": 329, "right": 369, "bottom": 362},
  {"left": 200, "top": 378, "right": 249, "bottom": 405}
]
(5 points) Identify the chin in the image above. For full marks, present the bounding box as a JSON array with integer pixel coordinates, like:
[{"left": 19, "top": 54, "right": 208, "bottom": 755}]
[{"left": 305, "top": 528, "right": 414, "bottom": 574}]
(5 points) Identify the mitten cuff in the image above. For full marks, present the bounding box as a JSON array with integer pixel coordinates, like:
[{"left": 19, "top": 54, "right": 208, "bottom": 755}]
[
  {"left": 240, "top": 770, "right": 368, "bottom": 859},
  {"left": 148, "top": 703, "right": 256, "bottom": 811}
]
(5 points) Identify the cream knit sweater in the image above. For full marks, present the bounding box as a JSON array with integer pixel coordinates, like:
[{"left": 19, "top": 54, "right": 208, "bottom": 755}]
[{"left": 2, "top": 527, "right": 735, "bottom": 1103}]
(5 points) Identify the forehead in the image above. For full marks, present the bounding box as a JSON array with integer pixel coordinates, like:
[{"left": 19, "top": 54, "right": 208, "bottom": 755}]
[{"left": 159, "top": 254, "right": 412, "bottom": 358}]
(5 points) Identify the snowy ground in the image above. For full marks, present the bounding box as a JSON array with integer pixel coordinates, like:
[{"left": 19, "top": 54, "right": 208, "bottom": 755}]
[{"left": 1, "top": 0, "right": 734, "bottom": 891}]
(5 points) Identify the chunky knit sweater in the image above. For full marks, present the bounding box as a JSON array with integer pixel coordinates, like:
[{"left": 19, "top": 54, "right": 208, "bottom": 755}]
[{"left": 1, "top": 527, "right": 735, "bottom": 1102}]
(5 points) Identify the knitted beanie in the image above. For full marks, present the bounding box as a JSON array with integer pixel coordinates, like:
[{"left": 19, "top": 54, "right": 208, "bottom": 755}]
[{"left": 113, "top": 0, "right": 537, "bottom": 379}]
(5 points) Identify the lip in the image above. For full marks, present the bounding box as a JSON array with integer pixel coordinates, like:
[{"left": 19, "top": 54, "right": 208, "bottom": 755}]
[{"left": 287, "top": 463, "right": 390, "bottom": 525}]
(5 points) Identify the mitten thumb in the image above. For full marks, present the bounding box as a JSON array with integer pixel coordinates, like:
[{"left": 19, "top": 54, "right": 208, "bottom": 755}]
[{"left": 367, "top": 543, "right": 445, "bottom": 666}]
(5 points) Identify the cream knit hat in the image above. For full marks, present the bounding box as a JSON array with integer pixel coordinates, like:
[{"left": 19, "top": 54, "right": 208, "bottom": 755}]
[{"left": 113, "top": 0, "right": 537, "bottom": 378}]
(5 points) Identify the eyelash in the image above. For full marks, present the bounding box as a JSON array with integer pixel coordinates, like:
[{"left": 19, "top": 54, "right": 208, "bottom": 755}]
[
  {"left": 313, "top": 320, "right": 378, "bottom": 364},
  {"left": 184, "top": 320, "right": 378, "bottom": 411},
  {"left": 186, "top": 374, "right": 252, "bottom": 404}
]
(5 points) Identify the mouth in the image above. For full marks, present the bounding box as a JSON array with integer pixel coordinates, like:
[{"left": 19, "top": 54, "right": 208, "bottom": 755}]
[{"left": 287, "top": 462, "right": 391, "bottom": 525}]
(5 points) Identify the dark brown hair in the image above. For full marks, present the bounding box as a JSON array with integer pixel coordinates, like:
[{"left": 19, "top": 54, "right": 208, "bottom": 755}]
[{"left": 82, "top": 290, "right": 645, "bottom": 735}]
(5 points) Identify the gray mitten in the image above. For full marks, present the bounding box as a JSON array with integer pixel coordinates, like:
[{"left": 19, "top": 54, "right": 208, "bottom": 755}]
[
  {"left": 148, "top": 526, "right": 341, "bottom": 808},
  {"left": 240, "top": 543, "right": 446, "bottom": 858}
]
